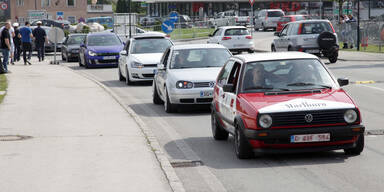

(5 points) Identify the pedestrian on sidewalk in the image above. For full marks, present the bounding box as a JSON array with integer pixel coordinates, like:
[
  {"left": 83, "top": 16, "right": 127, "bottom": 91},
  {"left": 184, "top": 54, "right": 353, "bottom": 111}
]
[
  {"left": 0, "top": 20, "right": 15, "bottom": 65},
  {"left": 13, "top": 23, "right": 22, "bottom": 63},
  {"left": 19, "top": 21, "right": 33, "bottom": 65},
  {"left": 0, "top": 22, "right": 12, "bottom": 73},
  {"left": 32, "top": 21, "right": 47, "bottom": 62}
]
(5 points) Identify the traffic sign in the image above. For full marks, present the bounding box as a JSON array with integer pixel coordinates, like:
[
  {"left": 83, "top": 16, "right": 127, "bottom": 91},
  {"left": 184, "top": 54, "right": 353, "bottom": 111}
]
[
  {"left": 0, "top": 2, "right": 8, "bottom": 10},
  {"left": 161, "top": 20, "right": 175, "bottom": 34},
  {"left": 249, "top": 0, "right": 255, "bottom": 6},
  {"left": 169, "top": 12, "right": 179, "bottom": 23},
  {"left": 56, "top": 11, "right": 64, "bottom": 20}
]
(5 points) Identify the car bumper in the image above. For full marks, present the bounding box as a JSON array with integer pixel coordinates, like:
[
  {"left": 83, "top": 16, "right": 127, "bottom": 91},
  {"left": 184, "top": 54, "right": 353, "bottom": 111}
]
[
  {"left": 129, "top": 67, "right": 156, "bottom": 81},
  {"left": 86, "top": 55, "right": 119, "bottom": 67},
  {"left": 243, "top": 124, "right": 365, "bottom": 153},
  {"left": 292, "top": 46, "right": 339, "bottom": 56},
  {"left": 224, "top": 42, "right": 254, "bottom": 51},
  {"left": 169, "top": 87, "right": 214, "bottom": 104}
]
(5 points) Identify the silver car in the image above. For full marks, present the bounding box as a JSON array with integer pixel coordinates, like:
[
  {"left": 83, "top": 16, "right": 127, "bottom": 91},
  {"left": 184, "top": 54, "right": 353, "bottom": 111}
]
[
  {"left": 152, "top": 44, "right": 232, "bottom": 113},
  {"left": 254, "top": 9, "right": 285, "bottom": 31},
  {"left": 271, "top": 20, "right": 339, "bottom": 63},
  {"left": 118, "top": 32, "right": 173, "bottom": 85},
  {"left": 207, "top": 26, "right": 254, "bottom": 54}
]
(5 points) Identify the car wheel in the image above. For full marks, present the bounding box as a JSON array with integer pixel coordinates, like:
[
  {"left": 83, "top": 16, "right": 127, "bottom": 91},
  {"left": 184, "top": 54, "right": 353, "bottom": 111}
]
[
  {"left": 211, "top": 111, "right": 229, "bottom": 140},
  {"left": 328, "top": 55, "right": 338, "bottom": 63},
  {"left": 153, "top": 82, "right": 164, "bottom": 105},
  {"left": 344, "top": 133, "right": 364, "bottom": 155},
  {"left": 234, "top": 123, "right": 254, "bottom": 159},
  {"left": 262, "top": 23, "right": 267, "bottom": 31},
  {"left": 164, "top": 88, "right": 176, "bottom": 113},
  {"left": 118, "top": 66, "right": 125, "bottom": 81},
  {"left": 125, "top": 67, "right": 134, "bottom": 85},
  {"left": 271, "top": 45, "right": 276, "bottom": 52},
  {"left": 288, "top": 46, "right": 293, "bottom": 51},
  {"left": 247, "top": 49, "right": 254, "bottom": 53}
]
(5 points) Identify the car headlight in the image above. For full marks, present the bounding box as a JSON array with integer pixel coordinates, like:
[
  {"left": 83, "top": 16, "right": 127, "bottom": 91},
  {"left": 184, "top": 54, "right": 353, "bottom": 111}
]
[
  {"left": 344, "top": 109, "right": 358, "bottom": 123},
  {"left": 259, "top": 114, "right": 272, "bottom": 128},
  {"left": 88, "top": 50, "right": 96, "bottom": 56},
  {"left": 176, "top": 81, "right": 193, "bottom": 89},
  {"left": 131, "top": 61, "right": 143, "bottom": 68}
]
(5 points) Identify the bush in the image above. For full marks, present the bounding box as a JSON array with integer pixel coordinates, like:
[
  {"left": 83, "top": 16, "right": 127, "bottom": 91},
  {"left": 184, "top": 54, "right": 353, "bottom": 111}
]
[{"left": 82, "top": 25, "right": 90, "bottom": 33}]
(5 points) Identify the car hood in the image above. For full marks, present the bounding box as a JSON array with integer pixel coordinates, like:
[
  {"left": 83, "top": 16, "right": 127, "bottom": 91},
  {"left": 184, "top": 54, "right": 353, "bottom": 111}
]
[
  {"left": 88, "top": 45, "right": 123, "bottom": 53},
  {"left": 132, "top": 53, "right": 163, "bottom": 64},
  {"left": 169, "top": 67, "right": 222, "bottom": 82},
  {"left": 239, "top": 89, "right": 356, "bottom": 113}
]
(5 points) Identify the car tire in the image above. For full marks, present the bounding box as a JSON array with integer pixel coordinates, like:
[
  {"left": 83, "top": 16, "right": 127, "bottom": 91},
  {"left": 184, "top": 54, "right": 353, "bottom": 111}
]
[
  {"left": 118, "top": 66, "right": 125, "bottom": 81},
  {"left": 211, "top": 111, "right": 229, "bottom": 140},
  {"left": 125, "top": 67, "right": 134, "bottom": 85},
  {"left": 262, "top": 24, "right": 267, "bottom": 31},
  {"left": 271, "top": 45, "right": 276, "bottom": 52},
  {"left": 234, "top": 123, "right": 254, "bottom": 159},
  {"left": 247, "top": 49, "right": 254, "bottom": 53},
  {"left": 328, "top": 55, "right": 338, "bottom": 63},
  {"left": 288, "top": 46, "right": 293, "bottom": 51},
  {"left": 344, "top": 133, "right": 364, "bottom": 155},
  {"left": 164, "top": 88, "right": 176, "bottom": 113},
  {"left": 152, "top": 82, "right": 163, "bottom": 105}
]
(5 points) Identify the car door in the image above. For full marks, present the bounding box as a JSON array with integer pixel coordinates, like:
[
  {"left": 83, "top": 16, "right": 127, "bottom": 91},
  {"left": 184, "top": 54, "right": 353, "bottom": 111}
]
[
  {"left": 208, "top": 28, "right": 222, "bottom": 44},
  {"left": 275, "top": 24, "right": 289, "bottom": 51},
  {"left": 156, "top": 48, "right": 171, "bottom": 100}
]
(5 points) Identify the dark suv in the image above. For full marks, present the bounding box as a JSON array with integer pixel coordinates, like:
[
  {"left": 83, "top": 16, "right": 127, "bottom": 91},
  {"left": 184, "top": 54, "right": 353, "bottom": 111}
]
[{"left": 271, "top": 20, "right": 339, "bottom": 63}]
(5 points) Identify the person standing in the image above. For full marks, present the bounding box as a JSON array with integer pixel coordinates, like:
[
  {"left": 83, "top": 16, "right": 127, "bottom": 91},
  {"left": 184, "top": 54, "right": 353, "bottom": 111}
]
[
  {"left": 32, "top": 21, "right": 47, "bottom": 62},
  {"left": 0, "top": 20, "right": 15, "bottom": 65},
  {"left": 13, "top": 23, "right": 22, "bottom": 63},
  {"left": 0, "top": 22, "right": 12, "bottom": 73},
  {"left": 19, "top": 21, "right": 33, "bottom": 65}
]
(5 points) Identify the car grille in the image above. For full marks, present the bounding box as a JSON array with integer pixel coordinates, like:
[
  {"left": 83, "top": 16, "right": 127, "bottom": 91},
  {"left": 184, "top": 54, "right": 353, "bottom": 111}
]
[
  {"left": 269, "top": 109, "right": 348, "bottom": 128},
  {"left": 97, "top": 52, "right": 119, "bottom": 56},
  {"left": 196, "top": 98, "right": 213, "bottom": 103},
  {"left": 142, "top": 74, "right": 155, "bottom": 78},
  {"left": 96, "top": 59, "right": 118, "bottom": 64},
  {"left": 143, "top": 64, "right": 157, "bottom": 68},
  {"left": 194, "top": 82, "right": 214, "bottom": 88}
]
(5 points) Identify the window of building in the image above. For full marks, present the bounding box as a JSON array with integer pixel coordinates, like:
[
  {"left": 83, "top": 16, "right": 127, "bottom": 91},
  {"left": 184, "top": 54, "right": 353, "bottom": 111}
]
[
  {"left": 67, "top": 0, "right": 75, "bottom": 7},
  {"left": 17, "top": 0, "right": 24, "bottom": 6},
  {"left": 41, "top": 0, "right": 50, "bottom": 7}
]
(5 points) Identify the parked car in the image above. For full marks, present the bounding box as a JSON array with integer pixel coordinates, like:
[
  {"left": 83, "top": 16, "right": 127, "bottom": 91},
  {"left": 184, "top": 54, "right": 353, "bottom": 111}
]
[
  {"left": 31, "top": 19, "right": 70, "bottom": 30},
  {"left": 235, "top": 11, "right": 250, "bottom": 26},
  {"left": 118, "top": 32, "right": 173, "bottom": 85},
  {"left": 254, "top": 9, "right": 285, "bottom": 31},
  {"left": 30, "top": 26, "right": 63, "bottom": 52},
  {"left": 79, "top": 32, "right": 124, "bottom": 68},
  {"left": 271, "top": 20, "right": 339, "bottom": 63},
  {"left": 86, "top": 16, "right": 114, "bottom": 28},
  {"left": 61, "top": 34, "right": 87, "bottom": 62},
  {"left": 276, "top": 15, "right": 308, "bottom": 32},
  {"left": 139, "top": 17, "right": 161, "bottom": 26},
  {"left": 207, "top": 26, "right": 254, "bottom": 54},
  {"left": 152, "top": 44, "right": 232, "bottom": 113},
  {"left": 211, "top": 52, "right": 365, "bottom": 159}
]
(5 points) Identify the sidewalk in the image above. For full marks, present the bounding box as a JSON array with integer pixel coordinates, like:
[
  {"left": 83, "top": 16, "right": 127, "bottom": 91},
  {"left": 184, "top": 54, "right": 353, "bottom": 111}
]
[{"left": 0, "top": 59, "right": 172, "bottom": 192}]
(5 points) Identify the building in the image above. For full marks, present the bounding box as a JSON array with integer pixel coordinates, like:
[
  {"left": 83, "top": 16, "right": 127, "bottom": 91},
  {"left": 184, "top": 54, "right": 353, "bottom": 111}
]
[{"left": 10, "top": 0, "right": 113, "bottom": 24}]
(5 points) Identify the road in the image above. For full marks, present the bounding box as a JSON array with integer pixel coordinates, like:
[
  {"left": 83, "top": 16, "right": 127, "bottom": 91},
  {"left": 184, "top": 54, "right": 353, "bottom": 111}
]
[{"left": 54, "top": 32, "right": 384, "bottom": 191}]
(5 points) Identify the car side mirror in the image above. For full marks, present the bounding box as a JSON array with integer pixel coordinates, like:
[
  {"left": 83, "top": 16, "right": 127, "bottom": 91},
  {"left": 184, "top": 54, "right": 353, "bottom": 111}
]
[
  {"left": 157, "top": 63, "right": 165, "bottom": 70},
  {"left": 274, "top": 32, "right": 280, "bottom": 37},
  {"left": 120, "top": 50, "right": 127, "bottom": 56},
  {"left": 338, "top": 78, "right": 349, "bottom": 87},
  {"left": 223, "top": 84, "right": 234, "bottom": 92}
]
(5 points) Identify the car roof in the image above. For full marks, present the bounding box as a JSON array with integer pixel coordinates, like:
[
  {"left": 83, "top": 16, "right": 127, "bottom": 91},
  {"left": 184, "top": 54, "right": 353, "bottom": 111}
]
[
  {"left": 218, "top": 26, "right": 247, "bottom": 29},
  {"left": 87, "top": 32, "right": 116, "bottom": 36},
  {"left": 68, "top": 33, "right": 86, "bottom": 37},
  {"left": 133, "top": 32, "right": 167, "bottom": 39},
  {"left": 290, "top": 19, "right": 331, "bottom": 24},
  {"left": 233, "top": 52, "right": 319, "bottom": 63},
  {"left": 172, "top": 44, "right": 227, "bottom": 50}
]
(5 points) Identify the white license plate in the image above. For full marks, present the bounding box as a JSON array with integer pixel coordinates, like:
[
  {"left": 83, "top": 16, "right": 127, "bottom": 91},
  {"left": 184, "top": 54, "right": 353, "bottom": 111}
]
[
  {"left": 305, "top": 49, "right": 320, "bottom": 53},
  {"left": 200, "top": 91, "right": 213, "bottom": 97},
  {"left": 290, "top": 133, "right": 330, "bottom": 143},
  {"left": 103, "top": 56, "right": 116, "bottom": 60}
]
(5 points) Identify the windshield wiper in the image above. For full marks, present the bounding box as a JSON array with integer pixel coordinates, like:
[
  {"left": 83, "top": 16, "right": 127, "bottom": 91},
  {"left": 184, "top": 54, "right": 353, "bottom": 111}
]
[
  {"left": 287, "top": 82, "right": 332, "bottom": 89},
  {"left": 245, "top": 86, "right": 274, "bottom": 90}
]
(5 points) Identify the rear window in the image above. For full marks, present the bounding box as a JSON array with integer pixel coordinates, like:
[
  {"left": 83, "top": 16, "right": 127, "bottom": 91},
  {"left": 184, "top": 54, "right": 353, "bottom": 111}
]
[
  {"left": 299, "top": 22, "right": 333, "bottom": 34},
  {"left": 224, "top": 28, "right": 250, "bottom": 36},
  {"left": 268, "top": 11, "right": 284, "bottom": 17}
]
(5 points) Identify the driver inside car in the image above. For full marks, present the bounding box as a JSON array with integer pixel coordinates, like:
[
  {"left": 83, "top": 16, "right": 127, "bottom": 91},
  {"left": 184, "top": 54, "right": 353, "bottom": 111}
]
[
  {"left": 244, "top": 64, "right": 267, "bottom": 90},
  {"left": 289, "top": 63, "right": 317, "bottom": 83}
]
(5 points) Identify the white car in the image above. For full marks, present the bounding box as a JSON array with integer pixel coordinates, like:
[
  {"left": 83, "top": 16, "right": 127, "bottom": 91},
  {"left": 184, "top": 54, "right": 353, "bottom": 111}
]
[
  {"left": 118, "top": 32, "right": 173, "bottom": 85},
  {"left": 152, "top": 44, "right": 232, "bottom": 113},
  {"left": 207, "top": 26, "right": 254, "bottom": 54},
  {"left": 254, "top": 9, "right": 285, "bottom": 31}
]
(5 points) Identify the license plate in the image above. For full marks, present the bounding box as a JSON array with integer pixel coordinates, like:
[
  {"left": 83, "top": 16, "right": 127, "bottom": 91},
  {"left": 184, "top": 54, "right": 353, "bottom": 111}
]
[
  {"left": 103, "top": 56, "right": 116, "bottom": 60},
  {"left": 305, "top": 49, "right": 320, "bottom": 53},
  {"left": 200, "top": 91, "right": 213, "bottom": 97},
  {"left": 290, "top": 133, "right": 330, "bottom": 143}
]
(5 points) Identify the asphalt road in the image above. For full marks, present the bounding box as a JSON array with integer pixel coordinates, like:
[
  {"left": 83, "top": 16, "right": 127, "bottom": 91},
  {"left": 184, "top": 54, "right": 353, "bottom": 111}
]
[{"left": 54, "top": 32, "right": 384, "bottom": 191}]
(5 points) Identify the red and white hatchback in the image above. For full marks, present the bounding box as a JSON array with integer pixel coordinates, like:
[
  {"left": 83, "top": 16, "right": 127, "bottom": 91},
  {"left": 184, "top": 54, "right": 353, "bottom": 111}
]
[{"left": 211, "top": 52, "right": 365, "bottom": 159}]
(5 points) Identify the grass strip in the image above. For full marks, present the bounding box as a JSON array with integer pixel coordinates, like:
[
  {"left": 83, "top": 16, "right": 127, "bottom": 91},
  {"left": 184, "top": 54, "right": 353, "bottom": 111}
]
[{"left": 0, "top": 74, "right": 7, "bottom": 104}]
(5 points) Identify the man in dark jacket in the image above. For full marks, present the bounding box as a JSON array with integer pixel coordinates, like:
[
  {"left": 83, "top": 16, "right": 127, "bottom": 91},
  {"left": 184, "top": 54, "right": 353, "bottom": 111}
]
[
  {"left": 32, "top": 21, "right": 47, "bottom": 62},
  {"left": 1, "top": 22, "right": 12, "bottom": 73},
  {"left": 12, "top": 23, "right": 22, "bottom": 64}
]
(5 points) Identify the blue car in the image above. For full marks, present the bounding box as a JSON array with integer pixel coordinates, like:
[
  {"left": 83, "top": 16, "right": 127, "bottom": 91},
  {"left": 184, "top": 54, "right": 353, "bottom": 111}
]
[{"left": 79, "top": 32, "right": 124, "bottom": 68}]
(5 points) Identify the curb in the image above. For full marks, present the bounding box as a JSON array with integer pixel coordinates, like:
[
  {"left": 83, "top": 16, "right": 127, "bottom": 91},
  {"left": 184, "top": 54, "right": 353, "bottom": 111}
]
[{"left": 61, "top": 65, "right": 185, "bottom": 192}]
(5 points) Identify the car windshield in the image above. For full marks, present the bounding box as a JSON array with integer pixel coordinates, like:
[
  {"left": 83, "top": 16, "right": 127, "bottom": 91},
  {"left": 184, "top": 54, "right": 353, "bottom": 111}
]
[
  {"left": 131, "top": 38, "right": 172, "bottom": 54},
  {"left": 224, "top": 28, "right": 249, "bottom": 36},
  {"left": 300, "top": 22, "right": 333, "bottom": 34},
  {"left": 87, "top": 35, "right": 121, "bottom": 46},
  {"left": 242, "top": 59, "right": 337, "bottom": 93},
  {"left": 67, "top": 36, "right": 85, "bottom": 45},
  {"left": 170, "top": 48, "right": 231, "bottom": 69},
  {"left": 268, "top": 11, "right": 284, "bottom": 17}
]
